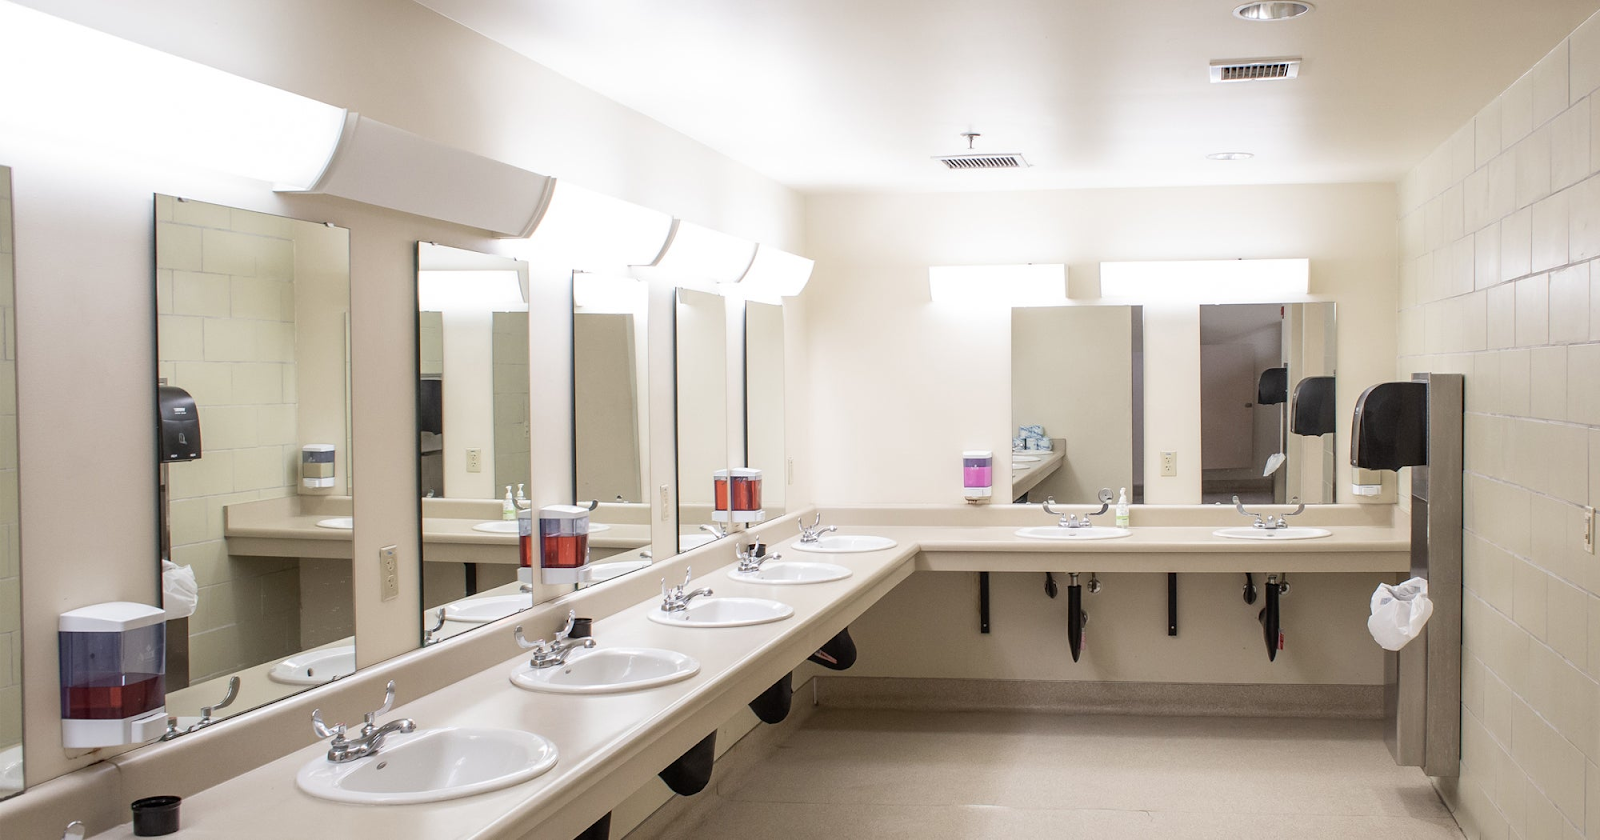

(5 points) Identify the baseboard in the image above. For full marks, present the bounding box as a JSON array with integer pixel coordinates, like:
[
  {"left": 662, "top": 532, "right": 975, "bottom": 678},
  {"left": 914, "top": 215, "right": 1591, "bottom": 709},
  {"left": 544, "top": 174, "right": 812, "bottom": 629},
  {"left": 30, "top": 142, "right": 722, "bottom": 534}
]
[{"left": 816, "top": 676, "right": 1384, "bottom": 719}]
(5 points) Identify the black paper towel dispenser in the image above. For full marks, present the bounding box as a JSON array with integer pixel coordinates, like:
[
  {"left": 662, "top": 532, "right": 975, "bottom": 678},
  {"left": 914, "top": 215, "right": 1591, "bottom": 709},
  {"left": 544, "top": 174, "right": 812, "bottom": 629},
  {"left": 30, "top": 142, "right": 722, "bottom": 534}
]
[
  {"left": 158, "top": 385, "right": 202, "bottom": 462},
  {"left": 1350, "top": 381, "right": 1427, "bottom": 470},
  {"left": 1291, "top": 376, "right": 1337, "bottom": 436},
  {"left": 1256, "top": 367, "right": 1288, "bottom": 406}
]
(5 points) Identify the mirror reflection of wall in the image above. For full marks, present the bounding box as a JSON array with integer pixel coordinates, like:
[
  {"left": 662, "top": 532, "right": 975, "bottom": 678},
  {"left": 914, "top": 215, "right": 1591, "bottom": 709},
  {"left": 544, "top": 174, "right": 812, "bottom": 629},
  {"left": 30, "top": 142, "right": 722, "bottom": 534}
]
[
  {"left": 572, "top": 273, "right": 653, "bottom": 586},
  {"left": 1010, "top": 306, "right": 1142, "bottom": 505},
  {"left": 154, "top": 196, "right": 353, "bottom": 732},
  {"left": 415, "top": 243, "right": 544, "bottom": 636},
  {"left": 1199, "top": 303, "right": 1337, "bottom": 504},
  {"left": 0, "top": 165, "right": 22, "bottom": 798},
  {"left": 744, "top": 302, "right": 785, "bottom": 517},
  {"left": 674, "top": 288, "right": 729, "bottom": 553}
]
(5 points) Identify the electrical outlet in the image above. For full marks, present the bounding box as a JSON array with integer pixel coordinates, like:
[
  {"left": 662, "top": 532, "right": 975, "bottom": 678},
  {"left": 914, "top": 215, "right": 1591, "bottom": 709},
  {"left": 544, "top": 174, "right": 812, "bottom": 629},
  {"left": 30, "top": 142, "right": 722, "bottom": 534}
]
[
  {"left": 1585, "top": 506, "right": 1595, "bottom": 555},
  {"left": 1160, "top": 451, "right": 1178, "bottom": 477},
  {"left": 465, "top": 448, "right": 482, "bottom": 473},
  {"left": 379, "top": 545, "right": 400, "bottom": 602}
]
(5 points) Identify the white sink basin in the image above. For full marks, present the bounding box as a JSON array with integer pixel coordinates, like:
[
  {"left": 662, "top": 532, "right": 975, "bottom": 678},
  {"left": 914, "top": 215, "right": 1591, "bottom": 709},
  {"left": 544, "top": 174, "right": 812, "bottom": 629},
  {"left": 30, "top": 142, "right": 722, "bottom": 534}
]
[
  {"left": 1012, "top": 463, "right": 1033, "bottom": 471},
  {"left": 790, "top": 535, "right": 897, "bottom": 554},
  {"left": 269, "top": 645, "right": 356, "bottom": 685},
  {"left": 509, "top": 646, "right": 699, "bottom": 694},
  {"left": 647, "top": 597, "right": 794, "bottom": 628},
  {"left": 1213, "top": 527, "right": 1332, "bottom": 541},
  {"left": 316, "top": 517, "right": 354, "bottom": 530},
  {"left": 471, "top": 520, "right": 519, "bottom": 534},
  {"left": 679, "top": 533, "right": 717, "bottom": 550},
  {"left": 583, "top": 559, "right": 651, "bottom": 583},
  {"left": 728, "top": 561, "right": 852, "bottom": 585},
  {"left": 1014, "top": 526, "right": 1133, "bottom": 541},
  {"left": 442, "top": 594, "right": 529, "bottom": 623},
  {"left": 1013, "top": 455, "right": 1041, "bottom": 462},
  {"left": 0, "top": 744, "right": 21, "bottom": 794},
  {"left": 296, "top": 727, "right": 558, "bottom": 805}
]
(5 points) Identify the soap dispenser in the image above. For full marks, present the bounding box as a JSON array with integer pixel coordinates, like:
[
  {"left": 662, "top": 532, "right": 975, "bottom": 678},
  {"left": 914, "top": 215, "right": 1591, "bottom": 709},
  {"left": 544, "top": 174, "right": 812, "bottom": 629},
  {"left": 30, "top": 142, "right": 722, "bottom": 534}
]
[
  {"left": 962, "top": 451, "right": 993, "bottom": 502},
  {"left": 59, "top": 602, "right": 168, "bottom": 748},
  {"left": 503, "top": 486, "right": 516, "bottom": 521},
  {"left": 1115, "top": 488, "right": 1130, "bottom": 527}
]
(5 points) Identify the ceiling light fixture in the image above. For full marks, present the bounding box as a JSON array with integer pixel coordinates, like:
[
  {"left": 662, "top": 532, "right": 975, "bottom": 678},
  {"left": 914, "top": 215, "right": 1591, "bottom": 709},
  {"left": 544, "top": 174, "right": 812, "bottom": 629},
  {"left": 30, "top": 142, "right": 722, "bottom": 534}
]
[
  {"left": 1233, "top": 2, "right": 1313, "bottom": 21},
  {"left": 1206, "top": 152, "right": 1255, "bottom": 161}
]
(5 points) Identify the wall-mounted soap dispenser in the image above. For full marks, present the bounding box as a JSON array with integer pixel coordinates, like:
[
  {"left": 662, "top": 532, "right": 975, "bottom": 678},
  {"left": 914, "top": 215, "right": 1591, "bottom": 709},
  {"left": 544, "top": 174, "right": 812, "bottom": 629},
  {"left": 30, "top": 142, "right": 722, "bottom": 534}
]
[
  {"left": 301, "top": 444, "right": 335, "bottom": 489},
  {"left": 59, "top": 602, "right": 168, "bottom": 748},
  {"left": 712, "top": 468, "right": 764, "bottom": 523},
  {"left": 537, "top": 504, "right": 591, "bottom": 585},
  {"left": 1291, "top": 376, "right": 1337, "bottom": 436},
  {"left": 156, "top": 385, "right": 201, "bottom": 462},
  {"left": 963, "top": 451, "right": 993, "bottom": 502},
  {"left": 1350, "top": 373, "right": 1462, "bottom": 778}
]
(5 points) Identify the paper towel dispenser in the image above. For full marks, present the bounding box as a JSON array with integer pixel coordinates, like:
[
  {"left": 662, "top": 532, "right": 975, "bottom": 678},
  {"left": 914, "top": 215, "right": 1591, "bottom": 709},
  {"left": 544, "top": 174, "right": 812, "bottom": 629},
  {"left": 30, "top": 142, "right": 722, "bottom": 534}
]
[
  {"left": 1291, "top": 376, "right": 1337, "bottom": 436},
  {"left": 1256, "top": 367, "right": 1288, "bottom": 406},
  {"left": 1350, "top": 380, "right": 1427, "bottom": 470},
  {"left": 157, "top": 385, "right": 202, "bottom": 462}
]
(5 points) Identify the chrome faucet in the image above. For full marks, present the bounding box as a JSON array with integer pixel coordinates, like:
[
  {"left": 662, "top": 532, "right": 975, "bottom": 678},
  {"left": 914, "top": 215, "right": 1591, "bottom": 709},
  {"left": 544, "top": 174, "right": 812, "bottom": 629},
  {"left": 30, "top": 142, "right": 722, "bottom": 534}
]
[
  {"left": 736, "top": 538, "right": 778, "bottom": 573},
  {"left": 311, "top": 680, "right": 415, "bottom": 763},
  {"left": 1232, "top": 495, "right": 1306, "bottom": 530},
  {"left": 161, "top": 676, "right": 240, "bottom": 740},
  {"left": 1042, "top": 489, "right": 1113, "bottom": 528},
  {"left": 514, "top": 609, "right": 595, "bottom": 668},
  {"left": 798, "top": 513, "right": 837, "bottom": 543},
  {"left": 699, "top": 522, "right": 730, "bottom": 539},
  {"left": 422, "top": 607, "right": 447, "bottom": 646},
  {"left": 660, "top": 567, "right": 714, "bottom": 612}
]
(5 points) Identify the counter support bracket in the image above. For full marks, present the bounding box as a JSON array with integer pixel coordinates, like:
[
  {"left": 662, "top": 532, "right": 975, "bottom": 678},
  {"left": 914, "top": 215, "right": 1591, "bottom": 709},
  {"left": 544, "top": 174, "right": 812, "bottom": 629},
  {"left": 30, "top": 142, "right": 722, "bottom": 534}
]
[
  {"left": 1167, "top": 572, "right": 1178, "bottom": 636},
  {"left": 978, "top": 572, "right": 990, "bottom": 634}
]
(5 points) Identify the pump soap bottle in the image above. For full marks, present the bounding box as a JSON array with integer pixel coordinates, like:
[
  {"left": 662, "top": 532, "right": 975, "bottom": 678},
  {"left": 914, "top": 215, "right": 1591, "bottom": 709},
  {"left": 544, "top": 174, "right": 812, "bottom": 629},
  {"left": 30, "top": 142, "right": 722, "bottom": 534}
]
[
  {"left": 503, "top": 486, "right": 516, "bottom": 520},
  {"left": 1115, "top": 488, "right": 1130, "bottom": 528}
]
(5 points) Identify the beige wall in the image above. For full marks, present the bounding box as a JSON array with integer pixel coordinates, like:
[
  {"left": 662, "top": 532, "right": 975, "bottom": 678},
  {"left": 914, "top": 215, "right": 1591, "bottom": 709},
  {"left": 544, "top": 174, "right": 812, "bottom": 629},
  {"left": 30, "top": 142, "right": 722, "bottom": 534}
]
[
  {"left": 492, "top": 311, "right": 530, "bottom": 493},
  {"left": 1398, "top": 15, "right": 1600, "bottom": 839},
  {"left": 0, "top": 0, "right": 804, "bottom": 788},
  {"left": 575, "top": 312, "right": 644, "bottom": 503},
  {"left": 745, "top": 301, "right": 787, "bottom": 511},
  {"left": 1011, "top": 306, "right": 1134, "bottom": 502},
  {"left": 0, "top": 166, "right": 17, "bottom": 752},
  {"left": 675, "top": 289, "right": 729, "bottom": 512}
]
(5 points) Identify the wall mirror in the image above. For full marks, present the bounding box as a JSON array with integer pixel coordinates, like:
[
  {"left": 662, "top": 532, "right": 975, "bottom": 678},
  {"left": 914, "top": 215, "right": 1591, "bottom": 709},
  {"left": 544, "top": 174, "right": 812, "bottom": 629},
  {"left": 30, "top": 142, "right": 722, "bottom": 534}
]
[
  {"left": 154, "top": 196, "right": 353, "bottom": 735},
  {"left": 572, "top": 273, "right": 654, "bottom": 586},
  {"left": 674, "top": 288, "right": 729, "bottom": 553},
  {"left": 1010, "top": 306, "right": 1144, "bottom": 505},
  {"left": 415, "top": 243, "right": 550, "bottom": 644},
  {"left": 0, "top": 165, "right": 22, "bottom": 797},
  {"left": 1199, "top": 303, "right": 1337, "bottom": 504},
  {"left": 744, "top": 301, "right": 786, "bottom": 518}
]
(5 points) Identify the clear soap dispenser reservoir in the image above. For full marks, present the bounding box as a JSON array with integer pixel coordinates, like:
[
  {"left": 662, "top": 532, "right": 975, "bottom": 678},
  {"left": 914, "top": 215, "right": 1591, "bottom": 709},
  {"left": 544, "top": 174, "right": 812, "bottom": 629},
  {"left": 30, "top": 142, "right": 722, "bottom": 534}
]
[{"left": 58, "top": 602, "right": 168, "bottom": 748}]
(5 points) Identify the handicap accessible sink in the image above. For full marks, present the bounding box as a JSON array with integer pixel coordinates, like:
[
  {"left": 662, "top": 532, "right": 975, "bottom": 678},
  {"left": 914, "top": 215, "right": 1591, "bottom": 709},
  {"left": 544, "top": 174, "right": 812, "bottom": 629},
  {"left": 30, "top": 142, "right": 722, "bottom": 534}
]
[
  {"left": 647, "top": 597, "right": 794, "bottom": 628},
  {"left": 728, "top": 561, "right": 852, "bottom": 585},
  {"left": 442, "top": 594, "right": 529, "bottom": 624},
  {"left": 1213, "top": 527, "right": 1332, "bottom": 541},
  {"left": 316, "top": 517, "right": 354, "bottom": 530},
  {"left": 790, "top": 535, "right": 897, "bottom": 554},
  {"left": 296, "top": 727, "right": 558, "bottom": 805},
  {"left": 510, "top": 646, "right": 700, "bottom": 694},
  {"left": 269, "top": 645, "right": 357, "bottom": 685},
  {"left": 1014, "top": 526, "right": 1133, "bottom": 541}
]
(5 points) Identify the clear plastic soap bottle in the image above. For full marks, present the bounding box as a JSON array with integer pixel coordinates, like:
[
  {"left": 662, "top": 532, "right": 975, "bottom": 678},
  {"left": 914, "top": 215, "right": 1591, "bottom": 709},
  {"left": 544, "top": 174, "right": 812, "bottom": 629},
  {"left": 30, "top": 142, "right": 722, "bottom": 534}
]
[
  {"left": 1115, "top": 487, "right": 1130, "bottom": 528},
  {"left": 502, "top": 486, "right": 516, "bottom": 520}
]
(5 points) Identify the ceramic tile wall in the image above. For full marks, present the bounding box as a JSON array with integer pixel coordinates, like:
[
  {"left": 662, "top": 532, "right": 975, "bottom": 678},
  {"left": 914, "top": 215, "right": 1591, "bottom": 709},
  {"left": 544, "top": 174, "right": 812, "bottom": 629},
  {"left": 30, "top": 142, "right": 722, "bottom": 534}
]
[
  {"left": 154, "top": 196, "right": 302, "bottom": 683},
  {"left": 0, "top": 167, "right": 18, "bottom": 751},
  {"left": 1398, "top": 16, "right": 1600, "bottom": 839}
]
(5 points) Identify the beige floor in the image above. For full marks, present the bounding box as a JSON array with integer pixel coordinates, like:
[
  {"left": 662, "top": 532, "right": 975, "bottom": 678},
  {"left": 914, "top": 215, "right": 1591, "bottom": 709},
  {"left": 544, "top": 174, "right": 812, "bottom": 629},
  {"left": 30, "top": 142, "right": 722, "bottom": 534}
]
[{"left": 661, "top": 709, "right": 1465, "bottom": 839}]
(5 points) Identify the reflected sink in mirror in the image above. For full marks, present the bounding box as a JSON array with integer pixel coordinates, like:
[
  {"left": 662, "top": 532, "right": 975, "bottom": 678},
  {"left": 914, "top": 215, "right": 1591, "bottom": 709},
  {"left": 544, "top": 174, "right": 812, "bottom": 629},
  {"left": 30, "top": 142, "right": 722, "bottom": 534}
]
[
  {"left": 509, "top": 647, "right": 699, "bottom": 695},
  {"left": 728, "top": 561, "right": 851, "bottom": 585},
  {"left": 647, "top": 597, "right": 793, "bottom": 628},
  {"left": 1014, "top": 526, "right": 1133, "bottom": 541},
  {"left": 1213, "top": 527, "right": 1332, "bottom": 541},
  {"left": 790, "top": 535, "right": 897, "bottom": 554},
  {"left": 583, "top": 559, "right": 650, "bottom": 583},
  {"left": 1012, "top": 455, "right": 1041, "bottom": 463},
  {"left": 315, "top": 517, "right": 354, "bottom": 530},
  {"left": 296, "top": 727, "right": 558, "bottom": 805},
  {"left": 0, "top": 745, "right": 21, "bottom": 795},
  {"left": 442, "top": 594, "right": 530, "bottom": 624},
  {"left": 268, "top": 645, "right": 357, "bottom": 685},
  {"left": 470, "top": 520, "right": 519, "bottom": 534},
  {"left": 678, "top": 533, "right": 717, "bottom": 550}
]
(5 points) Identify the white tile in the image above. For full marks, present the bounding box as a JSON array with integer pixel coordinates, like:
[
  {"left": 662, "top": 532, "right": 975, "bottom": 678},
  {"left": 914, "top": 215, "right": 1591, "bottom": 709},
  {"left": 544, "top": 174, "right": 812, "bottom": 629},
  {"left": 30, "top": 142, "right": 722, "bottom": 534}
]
[
  {"left": 1488, "top": 282, "right": 1518, "bottom": 349},
  {"left": 1574, "top": 15, "right": 1600, "bottom": 103},
  {"left": 1533, "top": 41, "right": 1571, "bottom": 128},
  {"left": 1517, "top": 127, "right": 1555, "bottom": 210},
  {"left": 1529, "top": 346, "right": 1568, "bottom": 422},
  {"left": 1503, "top": 207, "right": 1534, "bottom": 281},
  {"left": 1547, "top": 578, "right": 1589, "bottom": 680},
  {"left": 1569, "top": 175, "right": 1600, "bottom": 261},
  {"left": 1506, "top": 75, "right": 1537, "bottom": 147},
  {"left": 1479, "top": 97, "right": 1506, "bottom": 168},
  {"left": 1516, "top": 274, "right": 1551, "bottom": 346},
  {"left": 1552, "top": 99, "right": 1591, "bottom": 191},
  {"left": 1569, "top": 343, "right": 1600, "bottom": 425},
  {"left": 1477, "top": 225, "right": 1502, "bottom": 290},
  {"left": 1531, "top": 191, "right": 1569, "bottom": 273}
]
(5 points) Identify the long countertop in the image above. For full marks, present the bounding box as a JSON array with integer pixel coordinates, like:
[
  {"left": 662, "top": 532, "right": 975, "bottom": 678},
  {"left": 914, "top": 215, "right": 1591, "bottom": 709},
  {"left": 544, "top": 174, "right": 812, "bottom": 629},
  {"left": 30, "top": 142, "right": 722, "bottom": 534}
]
[{"left": 50, "top": 504, "right": 1408, "bottom": 840}]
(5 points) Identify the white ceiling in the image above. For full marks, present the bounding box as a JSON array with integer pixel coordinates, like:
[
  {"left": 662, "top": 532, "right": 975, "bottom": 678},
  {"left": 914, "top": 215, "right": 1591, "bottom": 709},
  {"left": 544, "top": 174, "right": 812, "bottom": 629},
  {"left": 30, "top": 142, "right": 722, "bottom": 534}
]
[{"left": 417, "top": 0, "right": 1600, "bottom": 194}]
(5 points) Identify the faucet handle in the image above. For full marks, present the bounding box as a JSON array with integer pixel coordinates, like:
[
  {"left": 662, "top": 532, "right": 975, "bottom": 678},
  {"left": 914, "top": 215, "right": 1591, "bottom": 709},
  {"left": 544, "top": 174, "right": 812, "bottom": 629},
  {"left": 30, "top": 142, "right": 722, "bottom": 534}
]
[
  {"left": 1042, "top": 496, "right": 1064, "bottom": 516},
  {"left": 62, "top": 822, "right": 86, "bottom": 840},
  {"left": 311, "top": 708, "right": 345, "bottom": 740},
  {"left": 363, "top": 680, "right": 397, "bottom": 729},
  {"left": 555, "top": 609, "right": 578, "bottom": 641},
  {"left": 514, "top": 625, "right": 545, "bottom": 651},
  {"left": 200, "top": 676, "right": 241, "bottom": 721},
  {"left": 1285, "top": 497, "right": 1306, "bottom": 517}
]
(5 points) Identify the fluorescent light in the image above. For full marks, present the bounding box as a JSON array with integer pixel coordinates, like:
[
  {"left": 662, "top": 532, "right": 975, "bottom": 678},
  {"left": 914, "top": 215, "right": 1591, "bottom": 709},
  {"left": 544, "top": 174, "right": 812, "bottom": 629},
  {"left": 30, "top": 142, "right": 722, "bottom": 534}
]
[
  {"left": 572, "top": 273, "right": 646, "bottom": 314},
  {"left": 1099, "top": 259, "right": 1308, "bottom": 302},
  {"left": 417, "top": 270, "right": 527, "bottom": 312},
  {"left": 0, "top": 2, "right": 346, "bottom": 189},
  {"left": 928, "top": 264, "right": 1067, "bottom": 306},
  {"left": 730, "top": 245, "right": 814, "bottom": 304},
  {"left": 526, "top": 180, "right": 673, "bottom": 273},
  {"left": 640, "top": 220, "right": 756, "bottom": 284}
]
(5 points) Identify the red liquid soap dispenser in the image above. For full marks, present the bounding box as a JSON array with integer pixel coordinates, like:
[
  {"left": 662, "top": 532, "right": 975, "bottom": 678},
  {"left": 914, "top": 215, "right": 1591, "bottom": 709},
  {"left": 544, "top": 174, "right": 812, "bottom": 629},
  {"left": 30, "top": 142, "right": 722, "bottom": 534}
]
[
  {"left": 59, "top": 602, "right": 168, "bottom": 748},
  {"left": 713, "top": 468, "right": 765, "bottom": 524},
  {"left": 539, "top": 505, "right": 591, "bottom": 585}
]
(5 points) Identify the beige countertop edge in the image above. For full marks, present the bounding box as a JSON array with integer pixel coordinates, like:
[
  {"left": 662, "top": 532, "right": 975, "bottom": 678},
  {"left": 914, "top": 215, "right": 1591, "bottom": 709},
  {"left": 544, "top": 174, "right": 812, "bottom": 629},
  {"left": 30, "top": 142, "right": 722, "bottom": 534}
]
[{"left": 83, "top": 536, "right": 919, "bottom": 840}]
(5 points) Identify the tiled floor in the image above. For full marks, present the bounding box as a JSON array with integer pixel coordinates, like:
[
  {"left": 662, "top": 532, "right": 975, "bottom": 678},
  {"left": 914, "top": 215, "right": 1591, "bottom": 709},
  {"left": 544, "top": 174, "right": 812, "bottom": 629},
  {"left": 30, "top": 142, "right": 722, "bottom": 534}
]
[{"left": 665, "top": 709, "right": 1465, "bottom": 839}]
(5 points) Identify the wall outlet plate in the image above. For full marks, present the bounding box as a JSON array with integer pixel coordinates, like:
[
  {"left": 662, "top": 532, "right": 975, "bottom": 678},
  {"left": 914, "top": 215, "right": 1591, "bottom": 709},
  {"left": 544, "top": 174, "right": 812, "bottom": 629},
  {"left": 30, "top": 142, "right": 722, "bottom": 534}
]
[
  {"left": 1160, "top": 451, "right": 1178, "bottom": 477},
  {"left": 466, "top": 448, "right": 482, "bottom": 473},
  {"left": 379, "top": 545, "right": 400, "bottom": 602}
]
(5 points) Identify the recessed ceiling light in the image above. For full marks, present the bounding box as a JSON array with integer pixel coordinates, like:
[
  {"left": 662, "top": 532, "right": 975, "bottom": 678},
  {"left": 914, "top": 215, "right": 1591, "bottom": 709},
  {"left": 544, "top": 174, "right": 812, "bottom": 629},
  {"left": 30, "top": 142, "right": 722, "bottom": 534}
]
[
  {"left": 1233, "top": 2, "right": 1313, "bottom": 21},
  {"left": 1207, "top": 152, "right": 1255, "bottom": 161}
]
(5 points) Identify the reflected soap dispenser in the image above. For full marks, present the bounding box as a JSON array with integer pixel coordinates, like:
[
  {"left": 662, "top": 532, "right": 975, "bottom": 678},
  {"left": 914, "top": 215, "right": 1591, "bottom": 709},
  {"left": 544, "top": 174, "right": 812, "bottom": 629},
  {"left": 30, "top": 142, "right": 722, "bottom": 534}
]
[
  {"left": 59, "top": 602, "right": 168, "bottom": 748},
  {"left": 503, "top": 486, "right": 516, "bottom": 521},
  {"left": 963, "top": 451, "right": 993, "bottom": 503}
]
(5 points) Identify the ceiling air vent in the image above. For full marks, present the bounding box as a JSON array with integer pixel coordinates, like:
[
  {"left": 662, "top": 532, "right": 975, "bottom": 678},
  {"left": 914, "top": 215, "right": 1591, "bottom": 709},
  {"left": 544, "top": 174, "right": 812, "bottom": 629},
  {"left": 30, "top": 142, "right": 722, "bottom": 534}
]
[
  {"left": 1209, "top": 57, "right": 1301, "bottom": 83},
  {"left": 935, "top": 153, "right": 1029, "bottom": 170}
]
